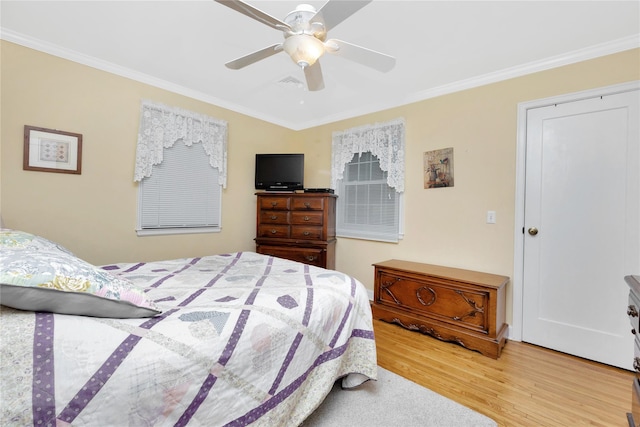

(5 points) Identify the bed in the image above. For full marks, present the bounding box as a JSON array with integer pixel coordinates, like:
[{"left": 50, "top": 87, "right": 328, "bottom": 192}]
[{"left": 0, "top": 229, "right": 377, "bottom": 426}]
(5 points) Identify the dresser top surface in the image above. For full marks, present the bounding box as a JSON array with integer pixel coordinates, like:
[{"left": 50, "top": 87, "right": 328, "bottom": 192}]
[
  {"left": 373, "top": 259, "right": 509, "bottom": 289},
  {"left": 626, "top": 275, "right": 640, "bottom": 292},
  {"left": 256, "top": 192, "right": 336, "bottom": 198}
]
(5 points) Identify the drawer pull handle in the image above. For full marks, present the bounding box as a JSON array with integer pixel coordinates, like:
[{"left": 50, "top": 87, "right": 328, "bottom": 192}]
[
  {"left": 270, "top": 229, "right": 277, "bottom": 234},
  {"left": 304, "top": 202, "right": 311, "bottom": 208},
  {"left": 270, "top": 215, "right": 278, "bottom": 220},
  {"left": 303, "top": 231, "right": 310, "bottom": 236},
  {"left": 305, "top": 255, "right": 317, "bottom": 261},
  {"left": 271, "top": 202, "right": 278, "bottom": 207},
  {"left": 304, "top": 216, "right": 310, "bottom": 221},
  {"left": 634, "top": 357, "right": 640, "bottom": 372},
  {"left": 632, "top": 328, "right": 637, "bottom": 335},
  {"left": 629, "top": 305, "right": 639, "bottom": 318}
]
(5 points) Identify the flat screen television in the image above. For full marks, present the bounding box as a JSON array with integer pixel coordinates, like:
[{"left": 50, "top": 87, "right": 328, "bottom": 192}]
[{"left": 255, "top": 153, "right": 304, "bottom": 191}]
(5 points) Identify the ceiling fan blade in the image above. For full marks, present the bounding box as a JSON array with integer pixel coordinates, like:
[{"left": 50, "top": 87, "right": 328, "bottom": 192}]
[
  {"left": 325, "top": 39, "right": 395, "bottom": 72},
  {"left": 304, "top": 62, "right": 325, "bottom": 91},
  {"left": 215, "top": 0, "right": 291, "bottom": 32},
  {"left": 312, "top": 0, "right": 371, "bottom": 32},
  {"left": 225, "top": 44, "right": 283, "bottom": 70}
]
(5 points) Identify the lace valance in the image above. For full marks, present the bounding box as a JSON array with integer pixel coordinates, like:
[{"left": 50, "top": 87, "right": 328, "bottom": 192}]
[
  {"left": 331, "top": 118, "right": 405, "bottom": 192},
  {"left": 134, "top": 100, "right": 228, "bottom": 188}
]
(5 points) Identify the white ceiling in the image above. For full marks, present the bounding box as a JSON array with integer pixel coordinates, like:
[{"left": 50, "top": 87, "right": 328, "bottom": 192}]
[{"left": 1, "top": 1, "right": 639, "bottom": 130}]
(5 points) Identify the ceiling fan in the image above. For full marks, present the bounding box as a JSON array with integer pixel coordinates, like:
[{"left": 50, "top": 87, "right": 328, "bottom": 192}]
[{"left": 215, "top": 0, "right": 396, "bottom": 91}]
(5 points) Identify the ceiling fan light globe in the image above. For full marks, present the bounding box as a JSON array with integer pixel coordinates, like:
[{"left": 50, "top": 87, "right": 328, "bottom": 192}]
[{"left": 283, "top": 34, "right": 325, "bottom": 68}]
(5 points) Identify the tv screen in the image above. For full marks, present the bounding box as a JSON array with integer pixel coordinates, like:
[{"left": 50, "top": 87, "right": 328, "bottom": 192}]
[{"left": 255, "top": 153, "right": 304, "bottom": 191}]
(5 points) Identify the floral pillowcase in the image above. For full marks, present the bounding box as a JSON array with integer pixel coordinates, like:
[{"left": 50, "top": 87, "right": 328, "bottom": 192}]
[{"left": 0, "top": 229, "right": 161, "bottom": 318}]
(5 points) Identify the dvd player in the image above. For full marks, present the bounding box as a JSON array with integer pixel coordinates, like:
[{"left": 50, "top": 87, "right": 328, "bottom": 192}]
[{"left": 304, "top": 188, "right": 334, "bottom": 194}]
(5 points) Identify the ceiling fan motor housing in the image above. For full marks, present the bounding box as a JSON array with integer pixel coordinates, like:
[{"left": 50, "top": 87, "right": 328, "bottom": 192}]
[{"left": 284, "top": 4, "right": 327, "bottom": 40}]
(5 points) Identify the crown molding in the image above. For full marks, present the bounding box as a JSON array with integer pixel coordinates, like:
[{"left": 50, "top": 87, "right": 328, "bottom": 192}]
[
  {"left": 281, "top": 34, "right": 640, "bottom": 130},
  {"left": 0, "top": 28, "right": 297, "bottom": 129},
  {"left": 2, "top": 28, "right": 638, "bottom": 131},
  {"left": 404, "top": 34, "right": 640, "bottom": 105}
]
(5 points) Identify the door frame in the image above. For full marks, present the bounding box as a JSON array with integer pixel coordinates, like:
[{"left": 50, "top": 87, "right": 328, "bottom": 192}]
[{"left": 511, "top": 80, "right": 640, "bottom": 341}]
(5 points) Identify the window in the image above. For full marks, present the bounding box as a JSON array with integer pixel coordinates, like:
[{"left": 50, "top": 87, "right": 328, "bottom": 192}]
[
  {"left": 336, "top": 152, "right": 402, "bottom": 242},
  {"left": 134, "top": 100, "right": 227, "bottom": 236},
  {"left": 137, "top": 142, "right": 221, "bottom": 235},
  {"left": 332, "top": 119, "right": 405, "bottom": 242}
]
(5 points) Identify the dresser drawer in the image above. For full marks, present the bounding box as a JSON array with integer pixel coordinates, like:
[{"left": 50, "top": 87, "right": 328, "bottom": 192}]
[
  {"left": 377, "top": 270, "right": 489, "bottom": 332},
  {"left": 257, "top": 224, "right": 290, "bottom": 238},
  {"left": 257, "top": 245, "right": 325, "bottom": 267},
  {"left": 291, "top": 211, "right": 323, "bottom": 225},
  {"left": 291, "top": 225, "right": 323, "bottom": 240},
  {"left": 259, "top": 196, "right": 291, "bottom": 210},
  {"left": 292, "top": 197, "right": 324, "bottom": 210},
  {"left": 260, "top": 210, "right": 290, "bottom": 225}
]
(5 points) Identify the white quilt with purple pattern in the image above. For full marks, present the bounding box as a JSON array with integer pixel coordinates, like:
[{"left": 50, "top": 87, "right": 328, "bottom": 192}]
[{"left": 1, "top": 252, "right": 377, "bottom": 426}]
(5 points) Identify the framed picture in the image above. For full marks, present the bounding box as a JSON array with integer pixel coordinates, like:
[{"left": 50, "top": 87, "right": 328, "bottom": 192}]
[
  {"left": 23, "top": 125, "right": 82, "bottom": 174},
  {"left": 424, "top": 147, "right": 454, "bottom": 189}
]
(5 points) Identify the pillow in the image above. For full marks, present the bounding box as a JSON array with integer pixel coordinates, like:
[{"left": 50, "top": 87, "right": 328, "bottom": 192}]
[
  {"left": 0, "top": 228, "right": 75, "bottom": 255},
  {"left": 0, "top": 229, "right": 161, "bottom": 318}
]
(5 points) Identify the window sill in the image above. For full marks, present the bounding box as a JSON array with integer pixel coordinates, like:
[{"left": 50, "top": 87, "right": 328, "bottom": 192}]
[
  {"left": 136, "top": 226, "right": 221, "bottom": 237},
  {"left": 336, "top": 232, "right": 403, "bottom": 243}
]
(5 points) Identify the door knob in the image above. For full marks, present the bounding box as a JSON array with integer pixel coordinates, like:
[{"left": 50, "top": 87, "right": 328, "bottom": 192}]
[{"left": 528, "top": 227, "right": 539, "bottom": 236}]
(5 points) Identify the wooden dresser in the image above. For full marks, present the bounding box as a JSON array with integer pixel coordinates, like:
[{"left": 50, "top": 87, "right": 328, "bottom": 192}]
[
  {"left": 372, "top": 259, "right": 509, "bottom": 358},
  {"left": 627, "top": 274, "right": 640, "bottom": 427},
  {"left": 255, "top": 192, "right": 337, "bottom": 269}
]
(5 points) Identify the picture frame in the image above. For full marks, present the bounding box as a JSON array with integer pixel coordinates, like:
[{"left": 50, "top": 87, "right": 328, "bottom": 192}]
[
  {"left": 23, "top": 125, "right": 82, "bottom": 174},
  {"left": 424, "top": 147, "right": 454, "bottom": 189}
]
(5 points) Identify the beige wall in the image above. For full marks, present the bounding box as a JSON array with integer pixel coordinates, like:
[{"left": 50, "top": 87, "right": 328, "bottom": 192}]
[
  {"left": 298, "top": 49, "right": 639, "bottom": 324},
  {"left": 0, "top": 41, "right": 297, "bottom": 263},
  {"left": 2, "top": 40, "right": 639, "bottom": 327}
]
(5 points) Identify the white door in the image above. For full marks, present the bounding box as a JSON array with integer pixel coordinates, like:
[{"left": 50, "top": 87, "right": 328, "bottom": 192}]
[{"left": 522, "top": 89, "right": 639, "bottom": 370}]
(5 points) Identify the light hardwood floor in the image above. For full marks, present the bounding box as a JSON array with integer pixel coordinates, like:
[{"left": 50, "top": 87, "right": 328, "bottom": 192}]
[{"left": 374, "top": 319, "right": 634, "bottom": 427}]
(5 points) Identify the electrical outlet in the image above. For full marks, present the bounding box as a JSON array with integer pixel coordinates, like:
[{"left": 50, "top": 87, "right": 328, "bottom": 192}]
[{"left": 486, "top": 211, "right": 496, "bottom": 224}]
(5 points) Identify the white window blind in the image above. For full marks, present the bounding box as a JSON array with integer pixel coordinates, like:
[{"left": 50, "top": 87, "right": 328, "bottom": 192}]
[
  {"left": 336, "top": 152, "right": 402, "bottom": 242},
  {"left": 139, "top": 142, "right": 221, "bottom": 233}
]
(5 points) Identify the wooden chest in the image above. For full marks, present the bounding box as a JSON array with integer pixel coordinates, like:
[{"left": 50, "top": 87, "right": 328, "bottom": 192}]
[
  {"left": 255, "top": 192, "right": 337, "bottom": 269},
  {"left": 372, "top": 259, "right": 509, "bottom": 358}
]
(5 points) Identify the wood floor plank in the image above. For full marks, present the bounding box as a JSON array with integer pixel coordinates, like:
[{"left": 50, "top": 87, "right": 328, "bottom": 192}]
[{"left": 373, "top": 319, "right": 633, "bottom": 427}]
